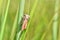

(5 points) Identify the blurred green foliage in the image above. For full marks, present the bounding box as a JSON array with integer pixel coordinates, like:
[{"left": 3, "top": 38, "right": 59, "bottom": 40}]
[{"left": 0, "top": 0, "right": 60, "bottom": 40}]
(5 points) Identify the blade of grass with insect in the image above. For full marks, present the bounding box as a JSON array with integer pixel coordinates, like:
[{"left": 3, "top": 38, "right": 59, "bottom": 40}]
[
  {"left": 20, "top": 0, "right": 39, "bottom": 40},
  {"left": 17, "top": 0, "right": 25, "bottom": 40},
  {"left": 0, "top": 0, "right": 10, "bottom": 40},
  {"left": 52, "top": 0, "right": 59, "bottom": 40}
]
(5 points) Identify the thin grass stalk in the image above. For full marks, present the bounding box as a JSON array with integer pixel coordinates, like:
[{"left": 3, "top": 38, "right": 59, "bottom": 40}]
[
  {"left": 18, "top": 0, "right": 25, "bottom": 24},
  {"left": 17, "top": 30, "right": 22, "bottom": 40},
  {"left": 9, "top": 7, "right": 19, "bottom": 40},
  {"left": 0, "top": 0, "right": 7, "bottom": 30},
  {"left": 18, "top": 0, "right": 25, "bottom": 40},
  {"left": 20, "top": 0, "right": 30, "bottom": 40},
  {"left": 22, "top": 0, "right": 38, "bottom": 40},
  {"left": 0, "top": 0, "right": 10, "bottom": 40},
  {"left": 53, "top": 0, "right": 59, "bottom": 40}
]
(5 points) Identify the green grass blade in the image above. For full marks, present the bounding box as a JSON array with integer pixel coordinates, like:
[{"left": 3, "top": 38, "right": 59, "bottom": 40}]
[
  {"left": 18, "top": 0, "right": 25, "bottom": 24},
  {"left": 18, "top": 0, "right": 25, "bottom": 40},
  {"left": 52, "top": 0, "right": 59, "bottom": 40},
  {"left": 0, "top": 0, "right": 10, "bottom": 40}
]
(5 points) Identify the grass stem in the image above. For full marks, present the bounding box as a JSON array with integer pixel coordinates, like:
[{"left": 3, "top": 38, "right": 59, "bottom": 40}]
[{"left": 0, "top": 0, "right": 10, "bottom": 40}]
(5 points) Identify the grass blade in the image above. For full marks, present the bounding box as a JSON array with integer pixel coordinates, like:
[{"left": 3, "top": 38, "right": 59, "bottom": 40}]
[
  {"left": 0, "top": 0, "right": 10, "bottom": 40},
  {"left": 18, "top": 0, "right": 25, "bottom": 40},
  {"left": 53, "top": 0, "right": 59, "bottom": 40},
  {"left": 18, "top": 0, "right": 25, "bottom": 24}
]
